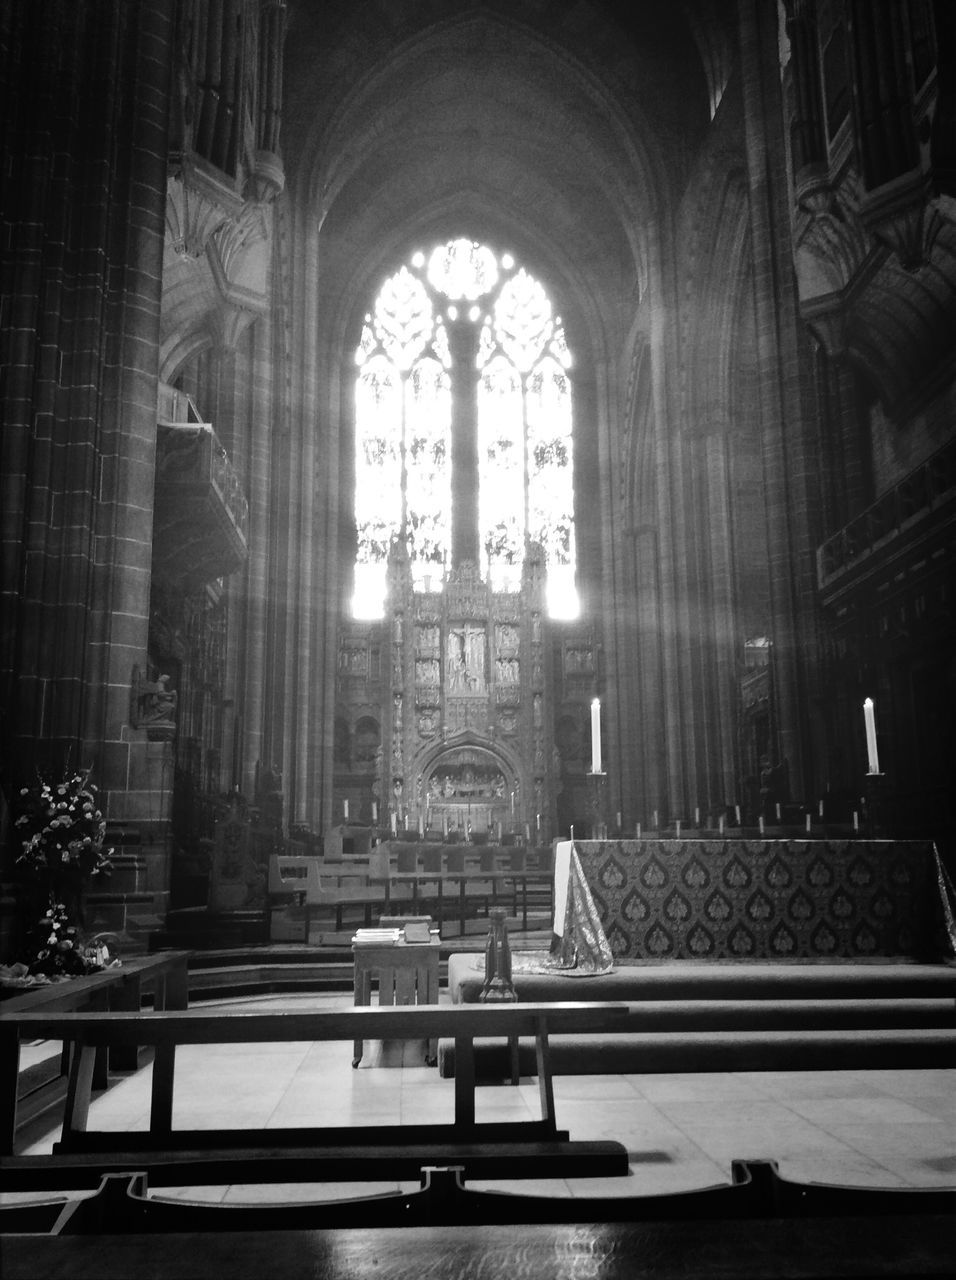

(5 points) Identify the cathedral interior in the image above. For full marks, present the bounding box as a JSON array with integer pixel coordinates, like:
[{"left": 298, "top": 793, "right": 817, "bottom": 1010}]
[
  {"left": 3, "top": 0, "right": 954, "bottom": 941},
  {"left": 1, "top": 1, "right": 955, "bottom": 1269}
]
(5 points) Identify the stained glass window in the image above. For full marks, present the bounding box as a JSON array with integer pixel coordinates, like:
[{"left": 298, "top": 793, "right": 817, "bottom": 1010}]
[{"left": 353, "top": 240, "right": 577, "bottom": 619}]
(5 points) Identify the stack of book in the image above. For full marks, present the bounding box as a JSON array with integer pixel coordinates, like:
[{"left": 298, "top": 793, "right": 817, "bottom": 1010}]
[{"left": 352, "top": 927, "right": 402, "bottom": 946}]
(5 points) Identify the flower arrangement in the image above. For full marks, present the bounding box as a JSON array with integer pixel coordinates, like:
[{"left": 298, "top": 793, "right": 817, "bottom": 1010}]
[
  {"left": 15, "top": 901, "right": 111, "bottom": 979},
  {"left": 11, "top": 768, "right": 113, "bottom": 979},
  {"left": 15, "top": 768, "right": 113, "bottom": 885}
]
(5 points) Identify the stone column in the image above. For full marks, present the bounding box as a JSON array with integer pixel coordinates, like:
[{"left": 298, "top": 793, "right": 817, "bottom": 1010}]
[
  {"left": 737, "top": 0, "right": 819, "bottom": 799},
  {"left": 83, "top": 2, "right": 175, "bottom": 822}
]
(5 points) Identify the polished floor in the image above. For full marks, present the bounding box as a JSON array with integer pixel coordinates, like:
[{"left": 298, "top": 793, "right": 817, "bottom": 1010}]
[{"left": 11, "top": 989, "right": 956, "bottom": 1205}]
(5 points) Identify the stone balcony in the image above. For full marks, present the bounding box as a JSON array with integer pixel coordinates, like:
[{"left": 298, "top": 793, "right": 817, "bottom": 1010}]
[
  {"left": 153, "top": 387, "right": 249, "bottom": 588},
  {"left": 817, "top": 437, "right": 956, "bottom": 603}
]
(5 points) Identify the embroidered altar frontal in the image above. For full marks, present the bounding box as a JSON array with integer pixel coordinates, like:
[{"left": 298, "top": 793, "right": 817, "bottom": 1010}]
[{"left": 574, "top": 839, "right": 949, "bottom": 961}]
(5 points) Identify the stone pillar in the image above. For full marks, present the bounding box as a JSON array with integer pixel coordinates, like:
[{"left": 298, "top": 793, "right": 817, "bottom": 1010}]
[
  {"left": 704, "top": 428, "right": 740, "bottom": 809},
  {"left": 737, "top": 0, "right": 819, "bottom": 799}
]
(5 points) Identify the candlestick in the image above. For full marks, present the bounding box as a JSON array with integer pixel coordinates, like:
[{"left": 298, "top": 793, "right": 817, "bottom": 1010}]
[
  {"left": 590, "top": 697, "right": 602, "bottom": 773},
  {"left": 863, "top": 697, "right": 879, "bottom": 774}
]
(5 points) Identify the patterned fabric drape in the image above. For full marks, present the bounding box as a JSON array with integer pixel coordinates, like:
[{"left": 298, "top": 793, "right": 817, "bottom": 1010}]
[{"left": 572, "top": 838, "right": 955, "bottom": 961}]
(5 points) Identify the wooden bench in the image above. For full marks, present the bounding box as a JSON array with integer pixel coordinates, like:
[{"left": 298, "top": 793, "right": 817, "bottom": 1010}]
[
  {"left": 0, "top": 951, "right": 189, "bottom": 1155},
  {"left": 0, "top": 1002, "right": 630, "bottom": 1183}
]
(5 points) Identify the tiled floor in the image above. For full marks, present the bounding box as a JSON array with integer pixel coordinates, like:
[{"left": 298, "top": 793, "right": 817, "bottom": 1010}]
[{"left": 12, "top": 990, "right": 956, "bottom": 1205}]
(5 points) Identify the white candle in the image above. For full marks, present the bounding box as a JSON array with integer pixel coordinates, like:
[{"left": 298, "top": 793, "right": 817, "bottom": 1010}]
[
  {"left": 372, "top": 801, "right": 378, "bottom": 822},
  {"left": 390, "top": 812, "right": 397, "bottom": 835},
  {"left": 536, "top": 813, "right": 541, "bottom": 830},
  {"left": 718, "top": 814, "right": 725, "bottom": 835},
  {"left": 853, "top": 810, "right": 859, "bottom": 832},
  {"left": 616, "top": 811, "right": 622, "bottom": 828},
  {"left": 734, "top": 804, "right": 741, "bottom": 824},
  {"left": 818, "top": 799, "right": 823, "bottom": 818},
  {"left": 864, "top": 698, "right": 879, "bottom": 774},
  {"left": 694, "top": 807, "right": 700, "bottom": 826},
  {"left": 775, "top": 802, "right": 781, "bottom": 821},
  {"left": 570, "top": 824, "right": 575, "bottom": 841},
  {"left": 676, "top": 820, "right": 681, "bottom": 838},
  {"left": 590, "top": 697, "right": 602, "bottom": 773},
  {"left": 636, "top": 822, "right": 642, "bottom": 839},
  {"left": 759, "top": 815, "right": 765, "bottom": 835},
  {"left": 525, "top": 823, "right": 531, "bottom": 842},
  {"left": 418, "top": 815, "right": 424, "bottom": 837},
  {"left": 442, "top": 814, "right": 448, "bottom": 836},
  {"left": 805, "top": 813, "right": 812, "bottom": 833},
  {"left": 653, "top": 809, "right": 659, "bottom": 828},
  {"left": 511, "top": 790, "right": 515, "bottom": 814},
  {"left": 343, "top": 798, "right": 349, "bottom": 821}
]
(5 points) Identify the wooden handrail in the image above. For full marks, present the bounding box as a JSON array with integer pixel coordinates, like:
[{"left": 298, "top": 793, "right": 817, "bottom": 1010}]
[{"left": 3, "top": 1001, "right": 629, "bottom": 1046}]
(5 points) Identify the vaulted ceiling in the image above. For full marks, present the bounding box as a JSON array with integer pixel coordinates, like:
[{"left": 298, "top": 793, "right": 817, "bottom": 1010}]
[{"left": 281, "top": 0, "right": 727, "bottom": 356}]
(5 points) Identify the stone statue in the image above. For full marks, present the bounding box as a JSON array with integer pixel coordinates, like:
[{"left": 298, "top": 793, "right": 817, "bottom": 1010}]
[{"left": 131, "top": 665, "right": 178, "bottom": 739}]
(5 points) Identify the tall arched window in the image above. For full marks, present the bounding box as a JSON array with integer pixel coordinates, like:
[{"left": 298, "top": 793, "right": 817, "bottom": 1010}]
[{"left": 353, "top": 238, "right": 576, "bottom": 619}]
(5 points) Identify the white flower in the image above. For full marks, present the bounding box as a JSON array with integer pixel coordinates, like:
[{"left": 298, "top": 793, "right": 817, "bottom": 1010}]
[{"left": 47, "top": 934, "right": 57, "bottom": 945}]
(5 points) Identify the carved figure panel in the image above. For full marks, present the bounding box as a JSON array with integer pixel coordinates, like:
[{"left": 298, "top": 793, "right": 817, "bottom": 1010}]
[
  {"left": 131, "top": 666, "right": 178, "bottom": 740},
  {"left": 446, "top": 624, "right": 486, "bottom": 693}
]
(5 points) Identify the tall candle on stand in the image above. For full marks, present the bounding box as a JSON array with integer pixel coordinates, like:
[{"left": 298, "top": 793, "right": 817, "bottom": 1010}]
[
  {"left": 590, "top": 698, "right": 602, "bottom": 773},
  {"left": 863, "top": 697, "right": 880, "bottom": 774}
]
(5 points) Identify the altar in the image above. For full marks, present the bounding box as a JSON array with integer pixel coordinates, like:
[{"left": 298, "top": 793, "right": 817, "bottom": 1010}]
[{"left": 567, "top": 838, "right": 955, "bottom": 962}]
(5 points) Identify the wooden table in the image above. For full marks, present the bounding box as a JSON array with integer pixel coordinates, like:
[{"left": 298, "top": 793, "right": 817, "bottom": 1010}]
[
  {"left": 0, "top": 951, "right": 189, "bottom": 1155},
  {"left": 352, "top": 932, "right": 441, "bottom": 1066}
]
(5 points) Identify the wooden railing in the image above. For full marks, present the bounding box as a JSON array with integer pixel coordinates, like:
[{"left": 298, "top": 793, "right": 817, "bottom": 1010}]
[{"left": 1, "top": 1003, "right": 630, "bottom": 1183}]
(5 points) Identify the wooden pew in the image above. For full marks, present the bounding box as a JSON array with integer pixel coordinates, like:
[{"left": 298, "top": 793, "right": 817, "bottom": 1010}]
[
  {"left": 0, "top": 951, "right": 189, "bottom": 1154},
  {"left": 0, "top": 1002, "right": 630, "bottom": 1184}
]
